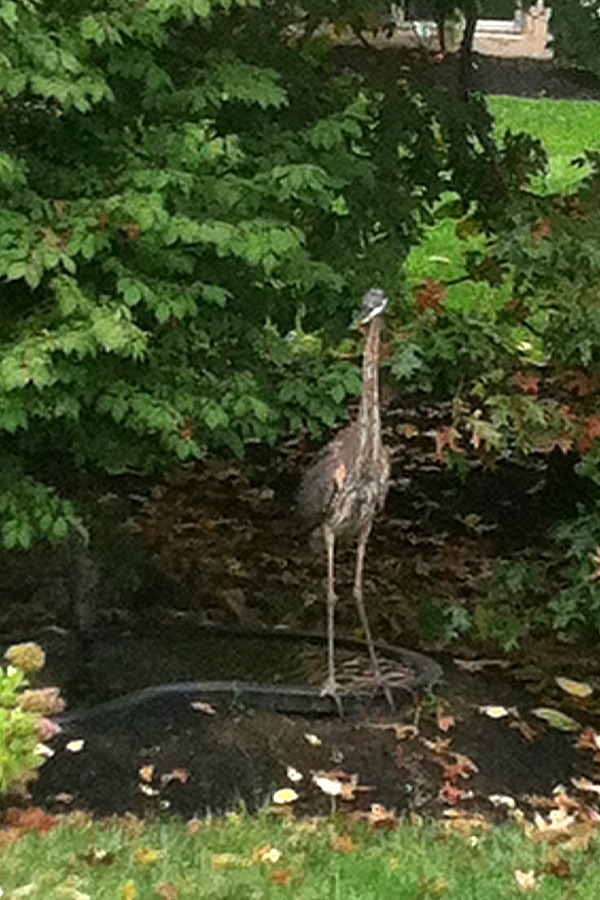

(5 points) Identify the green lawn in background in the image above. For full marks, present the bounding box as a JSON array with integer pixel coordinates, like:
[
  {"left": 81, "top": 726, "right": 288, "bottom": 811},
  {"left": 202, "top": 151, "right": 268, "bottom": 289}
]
[
  {"left": 1, "top": 814, "right": 600, "bottom": 899},
  {"left": 488, "top": 95, "right": 600, "bottom": 193}
]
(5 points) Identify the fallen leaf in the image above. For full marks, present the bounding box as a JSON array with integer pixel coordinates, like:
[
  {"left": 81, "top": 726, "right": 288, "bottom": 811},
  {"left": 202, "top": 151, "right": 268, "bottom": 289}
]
[
  {"left": 121, "top": 882, "right": 137, "bottom": 900},
  {"left": 442, "top": 754, "right": 478, "bottom": 782},
  {"left": 80, "top": 846, "right": 115, "bottom": 866},
  {"left": 394, "top": 724, "right": 418, "bottom": 740},
  {"left": 270, "top": 869, "right": 294, "bottom": 886},
  {"left": 571, "top": 777, "right": 600, "bottom": 795},
  {"left": 576, "top": 728, "right": 600, "bottom": 753},
  {"left": 304, "top": 733, "right": 322, "bottom": 747},
  {"left": 138, "top": 784, "right": 159, "bottom": 797},
  {"left": 514, "top": 869, "right": 538, "bottom": 892},
  {"left": 531, "top": 708, "right": 580, "bottom": 732},
  {"left": 488, "top": 794, "right": 516, "bottom": 809},
  {"left": 52, "top": 792, "right": 74, "bottom": 805},
  {"left": 330, "top": 834, "right": 356, "bottom": 853},
  {"left": 438, "top": 783, "right": 474, "bottom": 805},
  {"left": 454, "top": 658, "right": 510, "bottom": 673},
  {"left": 436, "top": 707, "right": 455, "bottom": 733},
  {"left": 138, "top": 766, "right": 155, "bottom": 784},
  {"left": 368, "top": 803, "right": 398, "bottom": 830},
  {"left": 190, "top": 701, "right": 216, "bottom": 715},
  {"left": 65, "top": 739, "right": 85, "bottom": 753},
  {"left": 479, "top": 705, "right": 511, "bottom": 719},
  {"left": 421, "top": 736, "right": 452, "bottom": 755},
  {"left": 513, "top": 372, "right": 539, "bottom": 395},
  {"left": 155, "top": 883, "right": 178, "bottom": 900},
  {"left": 251, "top": 845, "right": 281, "bottom": 864},
  {"left": 544, "top": 854, "right": 570, "bottom": 879},
  {"left": 286, "top": 766, "right": 303, "bottom": 783},
  {"left": 135, "top": 847, "right": 164, "bottom": 867},
  {"left": 556, "top": 677, "right": 593, "bottom": 699},
  {"left": 272, "top": 788, "right": 299, "bottom": 805},
  {"left": 509, "top": 718, "right": 538, "bottom": 743},
  {"left": 312, "top": 774, "right": 342, "bottom": 797},
  {"left": 160, "top": 768, "right": 188, "bottom": 787},
  {"left": 5, "top": 807, "right": 57, "bottom": 834},
  {"left": 211, "top": 854, "right": 240, "bottom": 870}
]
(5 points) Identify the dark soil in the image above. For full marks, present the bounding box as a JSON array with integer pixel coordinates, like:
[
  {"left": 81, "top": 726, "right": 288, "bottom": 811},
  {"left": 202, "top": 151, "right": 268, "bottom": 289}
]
[{"left": 3, "top": 52, "right": 600, "bottom": 824}]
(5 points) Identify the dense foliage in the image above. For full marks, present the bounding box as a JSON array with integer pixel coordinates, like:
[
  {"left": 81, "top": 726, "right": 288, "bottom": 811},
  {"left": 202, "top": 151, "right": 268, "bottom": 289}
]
[
  {"left": 0, "top": 0, "right": 541, "bottom": 549},
  {"left": 550, "top": 0, "right": 600, "bottom": 80}
]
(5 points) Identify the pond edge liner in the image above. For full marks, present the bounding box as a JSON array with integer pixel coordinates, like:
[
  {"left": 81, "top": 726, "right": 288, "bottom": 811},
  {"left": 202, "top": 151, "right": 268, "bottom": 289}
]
[{"left": 55, "top": 629, "right": 443, "bottom": 728}]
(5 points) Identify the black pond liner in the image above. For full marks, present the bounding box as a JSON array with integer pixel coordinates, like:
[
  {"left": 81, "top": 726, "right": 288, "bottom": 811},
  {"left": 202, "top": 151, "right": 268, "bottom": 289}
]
[{"left": 55, "top": 626, "right": 443, "bottom": 730}]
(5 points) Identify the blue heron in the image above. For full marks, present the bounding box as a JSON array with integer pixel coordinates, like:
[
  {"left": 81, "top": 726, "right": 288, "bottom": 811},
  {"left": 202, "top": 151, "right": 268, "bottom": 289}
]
[{"left": 298, "top": 288, "right": 393, "bottom": 709}]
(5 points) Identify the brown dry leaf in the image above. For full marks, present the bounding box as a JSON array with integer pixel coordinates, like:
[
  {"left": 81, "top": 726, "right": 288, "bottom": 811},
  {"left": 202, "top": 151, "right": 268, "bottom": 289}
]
[
  {"left": 4, "top": 807, "right": 58, "bottom": 834},
  {"left": 368, "top": 803, "right": 398, "bottom": 830},
  {"left": 421, "top": 736, "right": 452, "bottom": 755},
  {"left": 514, "top": 869, "right": 538, "bottom": 892},
  {"left": 513, "top": 372, "right": 539, "bottom": 395},
  {"left": 436, "top": 707, "right": 455, "bottom": 733},
  {"left": 414, "top": 278, "right": 446, "bottom": 313},
  {"left": 565, "top": 371, "right": 598, "bottom": 398},
  {"left": 442, "top": 754, "right": 478, "bottom": 783},
  {"left": 576, "top": 728, "right": 600, "bottom": 754},
  {"left": 394, "top": 724, "right": 419, "bottom": 741},
  {"left": 571, "top": 777, "right": 600, "bottom": 795},
  {"left": 330, "top": 834, "right": 356, "bottom": 854},
  {"left": 270, "top": 869, "right": 294, "bottom": 886},
  {"left": 441, "top": 811, "right": 491, "bottom": 836},
  {"left": 509, "top": 718, "right": 538, "bottom": 743},
  {"left": 138, "top": 765, "right": 155, "bottom": 784},
  {"left": 544, "top": 854, "right": 571, "bottom": 879},
  {"left": 434, "top": 426, "right": 460, "bottom": 463}
]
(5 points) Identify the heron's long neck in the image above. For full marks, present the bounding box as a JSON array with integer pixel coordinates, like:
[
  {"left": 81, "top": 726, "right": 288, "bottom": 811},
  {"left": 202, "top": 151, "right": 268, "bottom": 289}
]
[{"left": 358, "top": 315, "right": 382, "bottom": 461}]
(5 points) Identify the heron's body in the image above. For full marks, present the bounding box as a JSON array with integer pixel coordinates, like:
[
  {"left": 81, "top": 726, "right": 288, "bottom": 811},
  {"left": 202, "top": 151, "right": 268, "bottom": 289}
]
[{"left": 298, "top": 289, "right": 393, "bottom": 708}]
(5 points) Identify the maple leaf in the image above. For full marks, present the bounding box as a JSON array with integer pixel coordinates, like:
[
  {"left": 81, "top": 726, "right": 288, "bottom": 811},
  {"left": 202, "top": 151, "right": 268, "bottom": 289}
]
[
  {"left": 512, "top": 371, "right": 539, "bottom": 395},
  {"left": 530, "top": 217, "right": 552, "bottom": 244},
  {"left": 414, "top": 279, "right": 446, "bottom": 313},
  {"left": 565, "top": 370, "right": 598, "bottom": 398},
  {"left": 435, "top": 425, "right": 460, "bottom": 463},
  {"left": 585, "top": 416, "right": 600, "bottom": 441}
]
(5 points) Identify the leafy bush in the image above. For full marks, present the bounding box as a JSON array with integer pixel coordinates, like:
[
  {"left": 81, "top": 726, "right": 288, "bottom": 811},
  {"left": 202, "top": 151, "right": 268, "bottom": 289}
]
[
  {"left": 0, "top": 0, "right": 546, "bottom": 548},
  {"left": 550, "top": 1, "right": 600, "bottom": 80},
  {"left": 0, "top": 642, "right": 64, "bottom": 796}
]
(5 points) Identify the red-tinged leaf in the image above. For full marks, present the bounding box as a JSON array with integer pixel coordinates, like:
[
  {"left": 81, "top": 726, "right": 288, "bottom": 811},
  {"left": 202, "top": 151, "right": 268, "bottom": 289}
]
[
  {"left": 530, "top": 217, "right": 552, "bottom": 244},
  {"left": 512, "top": 371, "right": 539, "bottom": 395},
  {"left": 436, "top": 706, "right": 455, "bottom": 733},
  {"left": 270, "top": 869, "right": 294, "bottom": 886},
  {"left": 585, "top": 416, "right": 600, "bottom": 441},
  {"left": 161, "top": 768, "right": 188, "bottom": 787},
  {"left": 4, "top": 807, "right": 58, "bottom": 834},
  {"left": 565, "top": 371, "right": 599, "bottom": 398},
  {"left": 442, "top": 754, "right": 478, "bottom": 782},
  {"left": 435, "top": 426, "right": 460, "bottom": 463},
  {"left": 554, "top": 431, "right": 574, "bottom": 454},
  {"left": 414, "top": 278, "right": 446, "bottom": 313},
  {"left": 576, "top": 728, "right": 600, "bottom": 754},
  {"left": 439, "top": 782, "right": 471, "bottom": 805}
]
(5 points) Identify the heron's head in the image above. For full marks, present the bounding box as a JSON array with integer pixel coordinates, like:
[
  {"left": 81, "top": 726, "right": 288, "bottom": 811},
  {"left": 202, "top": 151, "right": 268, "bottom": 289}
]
[{"left": 359, "top": 288, "right": 388, "bottom": 325}]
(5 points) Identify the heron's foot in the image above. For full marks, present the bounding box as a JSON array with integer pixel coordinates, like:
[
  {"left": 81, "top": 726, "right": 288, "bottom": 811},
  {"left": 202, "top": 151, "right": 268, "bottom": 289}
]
[
  {"left": 320, "top": 676, "right": 345, "bottom": 716},
  {"left": 371, "top": 670, "right": 396, "bottom": 713}
]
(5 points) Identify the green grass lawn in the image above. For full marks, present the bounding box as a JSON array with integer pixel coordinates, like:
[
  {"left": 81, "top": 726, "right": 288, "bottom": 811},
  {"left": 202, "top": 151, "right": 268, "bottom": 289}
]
[
  {"left": 1, "top": 813, "right": 600, "bottom": 899},
  {"left": 488, "top": 96, "right": 600, "bottom": 193}
]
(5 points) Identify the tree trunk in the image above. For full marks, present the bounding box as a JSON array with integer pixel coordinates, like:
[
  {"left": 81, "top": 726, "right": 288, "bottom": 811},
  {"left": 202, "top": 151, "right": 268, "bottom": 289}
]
[{"left": 458, "top": 1, "right": 479, "bottom": 99}]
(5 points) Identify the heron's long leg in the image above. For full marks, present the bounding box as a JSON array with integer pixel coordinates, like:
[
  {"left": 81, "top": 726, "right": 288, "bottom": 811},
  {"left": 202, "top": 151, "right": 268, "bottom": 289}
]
[
  {"left": 353, "top": 523, "right": 395, "bottom": 711},
  {"left": 322, "top": 524, "right": 342, "bottom": 713}
]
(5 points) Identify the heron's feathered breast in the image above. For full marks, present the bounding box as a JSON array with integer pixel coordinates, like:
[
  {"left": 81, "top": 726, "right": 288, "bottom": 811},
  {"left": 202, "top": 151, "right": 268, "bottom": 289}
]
[{"left": 297, "top": 423, "right": 390, "bottom": 540}]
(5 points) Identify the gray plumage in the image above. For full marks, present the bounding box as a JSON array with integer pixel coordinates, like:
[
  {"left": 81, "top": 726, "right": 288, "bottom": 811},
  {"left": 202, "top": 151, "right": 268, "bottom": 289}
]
[{"left": 298, "top": 288, "right": 393, "bottom": 709}]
